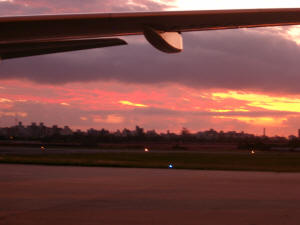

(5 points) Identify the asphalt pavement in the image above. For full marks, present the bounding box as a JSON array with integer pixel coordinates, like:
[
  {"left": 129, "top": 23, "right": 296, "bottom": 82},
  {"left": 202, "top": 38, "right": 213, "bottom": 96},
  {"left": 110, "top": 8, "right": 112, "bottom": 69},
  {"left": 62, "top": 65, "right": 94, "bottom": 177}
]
[{"left": 1, "top": 164, "right": 300, "bottom": 225}]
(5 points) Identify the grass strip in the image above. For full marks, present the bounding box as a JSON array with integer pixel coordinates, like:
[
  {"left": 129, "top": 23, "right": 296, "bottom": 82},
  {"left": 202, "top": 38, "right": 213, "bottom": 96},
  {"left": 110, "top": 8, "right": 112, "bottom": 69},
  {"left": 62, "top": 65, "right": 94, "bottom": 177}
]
[{"left": 1, "top": 151, "right": 300, "bottom": 172}]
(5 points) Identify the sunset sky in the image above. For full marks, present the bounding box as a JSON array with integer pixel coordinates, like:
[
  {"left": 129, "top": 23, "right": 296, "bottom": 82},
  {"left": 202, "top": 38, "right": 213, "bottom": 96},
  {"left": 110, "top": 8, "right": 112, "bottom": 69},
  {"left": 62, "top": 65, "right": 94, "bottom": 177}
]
[{"left": 1, "top": 0, "right": 300, "bottom": 136}]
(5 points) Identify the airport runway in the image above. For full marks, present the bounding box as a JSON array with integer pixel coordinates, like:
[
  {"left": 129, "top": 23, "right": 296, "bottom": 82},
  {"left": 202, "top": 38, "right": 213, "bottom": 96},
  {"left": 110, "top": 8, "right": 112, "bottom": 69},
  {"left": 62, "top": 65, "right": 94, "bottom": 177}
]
[{"left": 1, "top": 165, "right": 300, "bottom": 225}]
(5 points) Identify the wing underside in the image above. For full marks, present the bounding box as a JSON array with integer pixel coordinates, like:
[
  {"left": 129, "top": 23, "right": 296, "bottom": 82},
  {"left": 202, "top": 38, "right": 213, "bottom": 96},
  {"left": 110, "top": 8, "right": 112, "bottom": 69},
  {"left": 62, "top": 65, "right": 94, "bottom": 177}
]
[
  {"left": 1, "top": 8, "right": 300, "bottom": 59},
  {"left": 0, "top": 38, "right": 127, "bottom": 60}
]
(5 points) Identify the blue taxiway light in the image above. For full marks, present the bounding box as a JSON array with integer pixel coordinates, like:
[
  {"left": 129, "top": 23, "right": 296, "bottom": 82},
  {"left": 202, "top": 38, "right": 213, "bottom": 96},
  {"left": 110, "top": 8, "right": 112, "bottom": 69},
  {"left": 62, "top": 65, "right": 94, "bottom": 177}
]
[{"left": 168, "top": 164, "right": 173, "bottom": 168}]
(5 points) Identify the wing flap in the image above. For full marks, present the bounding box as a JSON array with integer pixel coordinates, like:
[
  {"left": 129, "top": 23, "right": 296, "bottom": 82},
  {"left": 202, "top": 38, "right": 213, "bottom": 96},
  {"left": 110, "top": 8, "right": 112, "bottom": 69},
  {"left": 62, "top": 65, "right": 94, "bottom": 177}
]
[{"left": 0, "top": 38, "right": 127, "bottom": 60}]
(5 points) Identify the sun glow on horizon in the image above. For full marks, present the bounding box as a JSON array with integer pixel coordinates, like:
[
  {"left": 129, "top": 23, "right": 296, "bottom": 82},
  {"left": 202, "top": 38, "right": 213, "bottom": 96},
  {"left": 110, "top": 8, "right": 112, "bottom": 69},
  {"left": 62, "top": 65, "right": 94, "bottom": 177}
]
[{"left": 1, "top": 79, "right": 299, "bottom": 136}]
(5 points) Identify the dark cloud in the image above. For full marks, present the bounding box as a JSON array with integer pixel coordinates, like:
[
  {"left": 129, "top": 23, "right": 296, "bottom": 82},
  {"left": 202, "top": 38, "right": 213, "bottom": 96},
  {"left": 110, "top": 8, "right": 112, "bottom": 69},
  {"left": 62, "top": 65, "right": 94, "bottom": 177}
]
[
  {"left": 1, "top": 1, "right": 300, "bottom": 94},
  {"left": 1, "top": 27, "right": 300, "bottom": 94}
]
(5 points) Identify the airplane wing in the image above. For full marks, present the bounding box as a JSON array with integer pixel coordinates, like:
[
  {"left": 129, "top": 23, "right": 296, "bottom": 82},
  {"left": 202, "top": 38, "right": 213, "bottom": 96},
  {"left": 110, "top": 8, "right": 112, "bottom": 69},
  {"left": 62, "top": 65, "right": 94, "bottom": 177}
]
[{"left": 1, "top": 8, "right": 300, "bottom": 59}]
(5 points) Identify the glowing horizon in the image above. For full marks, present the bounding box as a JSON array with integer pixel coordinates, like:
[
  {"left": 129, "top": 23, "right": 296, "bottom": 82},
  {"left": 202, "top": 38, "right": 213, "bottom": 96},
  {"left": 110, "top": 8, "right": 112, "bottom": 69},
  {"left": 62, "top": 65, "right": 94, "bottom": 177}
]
[{"left": 0, "top": 80, "right": 300, "bottom": 136}]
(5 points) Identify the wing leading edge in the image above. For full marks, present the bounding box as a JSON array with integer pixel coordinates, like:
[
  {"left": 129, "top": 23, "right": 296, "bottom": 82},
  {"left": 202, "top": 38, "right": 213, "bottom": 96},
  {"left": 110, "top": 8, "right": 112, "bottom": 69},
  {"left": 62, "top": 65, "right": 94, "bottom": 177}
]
[{"left": 1, "top": 8, "right": 300, "bottom": 59}]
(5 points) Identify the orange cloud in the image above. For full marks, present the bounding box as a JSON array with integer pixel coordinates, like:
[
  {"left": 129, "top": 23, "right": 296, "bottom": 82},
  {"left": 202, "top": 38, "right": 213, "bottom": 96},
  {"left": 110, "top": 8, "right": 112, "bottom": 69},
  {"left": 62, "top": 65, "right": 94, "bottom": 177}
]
[
  {"left": 209, "top": 108, "right": 249, "bottom": 113},
  {"left": 119, "top": 100, "right": 149, "bottom": 108},
  {"left": 212, "top": 91, "right": 300, "bottom": 112},
  {"left": 0, "top": 98, "right": 12, "bottom": 103},
  {"left": 106, "top": 115, "right": 124, "bottom": 124},
  {"left": 60, "top": 102, "right": 70, "bottom": 106},
  {"left": 93, "top": 115, "right": 124, "bottom": 124},
  {"left": 0, "top": 111, "right": 28, "bottom": 118},
  {"left": 215, "top": 116, "right": 287, "bottom": 126}
]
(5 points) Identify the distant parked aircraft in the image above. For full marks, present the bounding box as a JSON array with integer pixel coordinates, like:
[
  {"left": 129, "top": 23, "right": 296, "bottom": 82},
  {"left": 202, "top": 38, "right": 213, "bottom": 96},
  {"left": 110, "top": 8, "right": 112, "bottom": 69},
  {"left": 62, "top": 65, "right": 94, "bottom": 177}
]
[{"left": 1, "top": 8, "right": 300, "bottom": 60}]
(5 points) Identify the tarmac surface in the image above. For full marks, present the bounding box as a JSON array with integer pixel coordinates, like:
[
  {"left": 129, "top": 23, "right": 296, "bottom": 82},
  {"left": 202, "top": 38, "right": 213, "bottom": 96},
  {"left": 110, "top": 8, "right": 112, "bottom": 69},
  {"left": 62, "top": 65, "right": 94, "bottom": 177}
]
[{"left": 1, "top": 164, "right": 300, "bottom": 225}]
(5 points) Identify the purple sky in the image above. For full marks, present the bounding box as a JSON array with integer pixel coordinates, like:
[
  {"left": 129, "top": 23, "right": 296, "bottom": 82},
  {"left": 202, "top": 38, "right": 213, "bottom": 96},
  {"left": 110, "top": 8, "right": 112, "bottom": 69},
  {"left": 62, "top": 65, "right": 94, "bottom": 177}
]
[{"left": 1, "top": 0, "right": 300, "bottom": 136}]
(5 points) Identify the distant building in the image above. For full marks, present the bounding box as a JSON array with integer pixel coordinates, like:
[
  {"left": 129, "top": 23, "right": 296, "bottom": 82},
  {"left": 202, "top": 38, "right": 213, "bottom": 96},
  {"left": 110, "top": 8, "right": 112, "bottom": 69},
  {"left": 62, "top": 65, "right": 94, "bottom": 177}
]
[
  {"left": 289, "top": 135, "right": 297, "bottom": 140},
  {"left": 87, "top": 128, "right": 99, "bottom": 136},
  {"left": 60, "top": 126, "right": 73, "bottom": 136}
]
